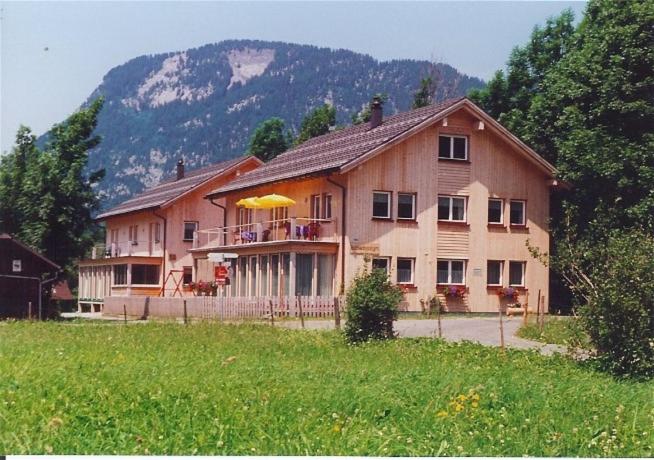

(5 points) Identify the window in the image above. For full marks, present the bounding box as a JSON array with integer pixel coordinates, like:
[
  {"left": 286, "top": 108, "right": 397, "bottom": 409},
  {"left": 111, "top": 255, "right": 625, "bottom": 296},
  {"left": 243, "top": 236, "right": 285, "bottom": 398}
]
[
  {"left": 437, "top": 259, "right": 465, "bottom": 285},
  {"left": 510, "top": 200, "right": 526, "bottom": 226},
  {"left": 269, "top": 206, "right": 288, "bottom": 223},
  {"left": 154, "top": 223, "right": 161, "bottom": 243},
  {"left": 372, "top": 257, "right": 390, "bottom": 274},
  {"left": 323, "top": 194, "right": 332, "bottom": 220},
  {"left": 270, "top": 254, "right": 279, "bottom": 296},
  {"left": 311, "top": 194, "right": 321, "bottom": 221},
  {"left": 113, "top": 264, "right": 128, "bottom": 285},
  {"left": 438, "top": 135, "right": 468, "bottom": 160},
  {"left": 509, "top": 261, "right": 525, "bottom": 286},
  {"left": 183, "top": 266, "right": 192, "bottom": 285},
  {"left": 281, "top": 253, "right": 290, "bottom": 296},
  {"left": 487, "top": 260, "right": 503, "bottom": 286},
  {"left": 128, "top": 225, "right": 139, "bottom": 245},
  {"left": 132, "top": 264, "right": 160, "bottom": 285},
  {"left": 239, "top": 257, "right": 247, "bottom": 296},
  {"left": 317, "top": 255, "right": 334, "bottom": 296},
  {"left": 239, "top": 208, "right": 254, "bottom": 226},
  {"left": 249, "top": 256, "right": 257, "bottom": 296},
  {"left": 488, "top": 199, "right": 504, "bottom": 224},
  {"left": 12, "top": 259, "right": 21, "bottom": 273},
  {"left": 183, "top": 221, "right": 198, "bottom": 241},
  {"left": 397, "top": 193, "right": 416, "bottom": 220},
  {"left": 397, "top": 258, "right": 414, "bottom": 284},
  {"left": 438, "top": 196, "right": 467, "bottom": 222},
  {"left": 110, "top": 229, "right": 119, "bottom": 243},
  {"left": 295, "top": 254, "right": 313, "bottom": 296},
  {"left": 372, "top": 191, "right": 391, "bottom": 219}
]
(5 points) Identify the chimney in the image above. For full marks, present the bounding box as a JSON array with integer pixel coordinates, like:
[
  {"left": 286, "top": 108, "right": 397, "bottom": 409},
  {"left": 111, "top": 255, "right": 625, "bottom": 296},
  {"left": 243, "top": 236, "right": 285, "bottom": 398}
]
[
  {"left": 176, "top": 159, "right": 184, "bottom": 180},
  {"left": 369, "top": 96, "right": 383, "bottom": 129}
]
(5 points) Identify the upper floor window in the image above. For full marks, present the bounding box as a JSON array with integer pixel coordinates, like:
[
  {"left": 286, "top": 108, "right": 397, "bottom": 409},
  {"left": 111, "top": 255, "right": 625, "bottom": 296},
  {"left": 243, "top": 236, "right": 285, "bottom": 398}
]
[
  {"left": 397, "top": 258, "right": 415, "bottom": 284},
  {"left": 128, "top": 225, "right": 139, "bottom": 245},
  {"left": 183, "top": 221, "right": 198, "bottom": 241},
  {"left": 269, "top": 206, "right": 288, "bottom": 223},
  {"left": 324, "top": 194, "right": 332, "bottom": 220},
  {"left": 311, "top": 194, "right": 321, "bottom": 221},
  {"left": 437, "top": 259, "right": 466, "bottom": 285},
  {"left": 397, "top": 193, "right": 416, "bottom": 220},
  {"left": 372, "top": 191, "right": 392, "bottom": 219},
  {"left": 110, "top": 229, "right": 119, "bottom": 243},
  {"left": 153, "top": 222, "right": 161, "bottom": 243},
  {"left": 488, "top": 199, "right": 504, "bottom": 224},
  {"left": 509, "top": 261, "right": 526, "bottom": 286},
  {"left": 438, "top": 195, "right": 467, "bottom": 222},
  {"left": 372, "top": 257, "right": 390, "bottom": 274},
  {"left": 438, "top": 135, "right": 468, "bottom": 161},
  {"left": 510, "top": 200, "right": 526, "bottom": 226},
  {"left": 487, "top": 260, "right": 503, "bottom": 286},
  {"left": 310, "top": 194, "right": 332, "bottom": 221}
]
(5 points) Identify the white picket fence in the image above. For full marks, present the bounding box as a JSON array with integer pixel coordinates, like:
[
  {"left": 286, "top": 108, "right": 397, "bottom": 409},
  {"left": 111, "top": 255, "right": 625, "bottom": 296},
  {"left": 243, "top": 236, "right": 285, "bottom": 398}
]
[{"left": 104, "top": 296, "right": 343, "bottom": 321}]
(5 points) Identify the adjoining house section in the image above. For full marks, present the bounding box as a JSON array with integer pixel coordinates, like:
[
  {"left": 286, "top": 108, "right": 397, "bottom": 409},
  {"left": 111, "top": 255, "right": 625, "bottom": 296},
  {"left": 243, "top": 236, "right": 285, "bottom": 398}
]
[
  {"left": 77, "top": 156, "right": 261, "bottom": 312},
  {"left": 193, "top": 97, "right": 562, "bottom": 313},
  {"left": 0, "top": 233, "right": 60, "bottom": 319}
]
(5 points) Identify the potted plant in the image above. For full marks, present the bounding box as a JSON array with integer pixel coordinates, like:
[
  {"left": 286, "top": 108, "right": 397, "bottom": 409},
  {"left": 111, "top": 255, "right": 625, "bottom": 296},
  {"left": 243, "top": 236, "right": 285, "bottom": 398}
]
[
  {"left": 442, "top": 285, "right": 466, "bottom": 298},
  {"left": 497, "top": 287, "right": 519, "bottom": 301}
]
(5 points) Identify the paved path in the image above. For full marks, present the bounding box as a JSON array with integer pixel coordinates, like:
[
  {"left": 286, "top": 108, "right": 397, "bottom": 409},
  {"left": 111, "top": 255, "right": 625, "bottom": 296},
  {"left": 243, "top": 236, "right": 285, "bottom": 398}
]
[{"left": 281, "top": 317, "right": 564, "bottom": 355}]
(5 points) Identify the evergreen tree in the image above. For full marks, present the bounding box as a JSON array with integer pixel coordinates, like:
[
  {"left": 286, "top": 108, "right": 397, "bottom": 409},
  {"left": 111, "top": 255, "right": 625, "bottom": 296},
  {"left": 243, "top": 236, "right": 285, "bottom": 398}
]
[
  {"left": 247, "top": 117, "right": 289, "bottom": 162},
  {"left": 412, "top": 76, "right": 436, "bottom": 109},
  {"left": 295, "top": 104, "right": 336, "bottom": 145}
]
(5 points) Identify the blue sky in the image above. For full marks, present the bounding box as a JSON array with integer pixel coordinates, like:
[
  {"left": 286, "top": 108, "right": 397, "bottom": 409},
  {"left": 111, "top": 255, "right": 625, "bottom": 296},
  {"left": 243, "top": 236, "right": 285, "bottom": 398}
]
[{"left": 0, "top": 1, "right": 586, "bottom": 153}]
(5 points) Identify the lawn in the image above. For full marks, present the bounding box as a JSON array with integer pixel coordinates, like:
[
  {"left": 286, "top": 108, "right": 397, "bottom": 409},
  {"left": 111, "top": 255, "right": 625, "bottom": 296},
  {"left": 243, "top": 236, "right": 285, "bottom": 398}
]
[
  {"left": 517, "top": 315, "right": 589, "bottom": 347},
  {"left": 1, "top": 321, "right": 652, "bottom": 456}
]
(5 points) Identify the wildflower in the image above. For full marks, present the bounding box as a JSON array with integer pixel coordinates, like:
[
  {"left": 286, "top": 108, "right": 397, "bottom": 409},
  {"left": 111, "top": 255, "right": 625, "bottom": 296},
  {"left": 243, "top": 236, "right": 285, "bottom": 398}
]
[
  {"left": 471, "top": 393, "right": 480, "bottom": 401},
  {"left": 471, "top": 401, "right": 479, "bottom": 408},
  {"left": 47, "top": 417, "right": 64, "bottom": 430},
  {"left": 332, "top": 423, "right": 342, "bottom": 433},
  {"left": 455, "top": 403, "right": 464, "bottom": 412},
  {"left": 457, "top": 394, "right": 468, "bottom": 402},
  {"left": 332, "top": 412, "right": 339, "bottom": 419},
  {"left": 437, "top": 410, "right": 448, "bottom": 417}
]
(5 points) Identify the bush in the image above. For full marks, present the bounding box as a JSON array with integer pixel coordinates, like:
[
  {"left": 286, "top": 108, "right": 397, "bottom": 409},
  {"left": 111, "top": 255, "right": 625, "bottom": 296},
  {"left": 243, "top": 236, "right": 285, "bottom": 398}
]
[
  {"left": 344, "top": 269, "right": 403, "bottom": 343},
  {"left": 580, "top": 231, "right": 654, "bottom": 378}
]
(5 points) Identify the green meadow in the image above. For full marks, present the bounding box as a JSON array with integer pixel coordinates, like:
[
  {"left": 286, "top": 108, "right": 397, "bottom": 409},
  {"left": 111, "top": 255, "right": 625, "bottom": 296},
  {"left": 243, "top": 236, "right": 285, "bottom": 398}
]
[{"left": 1, "top": 321, "right": 652, "bottom": 456}]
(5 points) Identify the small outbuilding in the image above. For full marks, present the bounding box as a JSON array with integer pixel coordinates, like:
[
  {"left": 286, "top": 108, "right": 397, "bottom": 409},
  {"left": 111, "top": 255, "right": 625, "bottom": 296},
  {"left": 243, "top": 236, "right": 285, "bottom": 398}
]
[{"left": 0, "top": 233, "right": 60, "bottom": 319}]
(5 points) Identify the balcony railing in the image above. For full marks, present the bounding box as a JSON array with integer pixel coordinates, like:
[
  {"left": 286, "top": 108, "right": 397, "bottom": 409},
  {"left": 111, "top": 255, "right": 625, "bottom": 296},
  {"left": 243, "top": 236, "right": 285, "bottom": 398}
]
[
  {"left": 193, "top": 217, "right": 336, "bottom": 249},
  {"left": 88, "top": 240, "right": 163, "bottom": 259}
]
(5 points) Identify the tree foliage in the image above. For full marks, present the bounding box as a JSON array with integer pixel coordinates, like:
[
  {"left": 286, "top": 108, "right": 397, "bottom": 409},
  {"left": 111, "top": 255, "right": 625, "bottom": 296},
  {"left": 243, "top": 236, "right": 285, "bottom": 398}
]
[
  {"left": 0, "top": 98, "right": 105, "bottom": 280},
  {"left": 246, "top": 117, "right": 290, "bottom": 162},
  {"left": 352, "top": 93, "right": 389, "bottom": 125},
  {"left": 344, "top": 269, "right": 403, "bottom": 343},
  {"left": 295, "top": 104, "right": 336, "bottom": 145}
]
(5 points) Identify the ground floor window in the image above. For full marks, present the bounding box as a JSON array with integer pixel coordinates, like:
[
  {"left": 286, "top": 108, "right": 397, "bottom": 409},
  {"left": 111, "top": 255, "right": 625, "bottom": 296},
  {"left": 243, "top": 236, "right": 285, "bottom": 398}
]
[
  {"left": 487, "top": 260, "right": 503, "bottom": 286},
  {"left": 397, "top": 258, "right": 414, "bottom": 284},
  {"left": 131, "top": 264, "right": 160, "bottom": 285},
  {"left": 317, "top": 255, "right": 334, "bottom": 296},
  {"left": 113, "top": 264, "right": 127, "bottom": 285},
  {"left": 437, "top": 259, "right": 465, "bottom": 285},
  {"left": 372, "top": 257, "right": 390, "bottom": 274},
  {"left": 183, "top": 266, "right": 192, "bottom": 285},
  {"left": 295, "top": 254, "right": 314, "bottom": 296}
]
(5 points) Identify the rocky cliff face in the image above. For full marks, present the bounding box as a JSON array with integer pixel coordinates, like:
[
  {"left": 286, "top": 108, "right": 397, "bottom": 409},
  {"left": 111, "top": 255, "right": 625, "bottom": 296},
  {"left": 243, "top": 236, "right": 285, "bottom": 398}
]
[{"left": 73, "top": 39, "right": 483, "bottom": 208}]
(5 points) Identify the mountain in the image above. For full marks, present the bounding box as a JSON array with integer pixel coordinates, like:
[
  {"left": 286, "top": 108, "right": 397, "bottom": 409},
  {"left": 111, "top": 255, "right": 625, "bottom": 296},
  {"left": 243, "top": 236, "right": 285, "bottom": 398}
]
[{"left": 74, "top": 39, "right": 485, "bottom": 208}]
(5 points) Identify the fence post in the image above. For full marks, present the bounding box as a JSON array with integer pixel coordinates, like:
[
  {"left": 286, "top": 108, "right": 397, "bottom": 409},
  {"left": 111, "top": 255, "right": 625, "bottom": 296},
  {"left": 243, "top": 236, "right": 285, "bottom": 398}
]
[
  {"left": 437, "top": 302, "right": 442, "bottom": 339},
  {"left": 183, "top": 299, "right": 188, "bottom": 325},
  {"left": 123, "top": 304, "right": 127, "bottom": 324},
  {"left": 498, "top": 304, "right": 505, "bottom": 352},
  {"left": 269, "top": 300, "right": 275, "bottom": 327},
  {"left": 297, "top": 296, "right": 305, "bottom": 329},
  {"left": 28, "top": 301, "right": 32, "bottom": 320},
  {"left": 536, "top": 290, "right": 543, "bottom": 332},
  {"left": 334, "top": 297, "right": 341, "bottom": 329},
  {"left": 539, "top": 295, "right": 546, "bottom": 332}
]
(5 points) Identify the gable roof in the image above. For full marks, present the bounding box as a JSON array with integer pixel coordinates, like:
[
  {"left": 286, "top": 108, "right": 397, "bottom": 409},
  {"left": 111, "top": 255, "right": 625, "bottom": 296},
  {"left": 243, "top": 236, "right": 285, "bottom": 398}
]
[
  {"left": 97, "top": 156, "right": 260, "bottom": 220},
  {"left": 208, "top": 97, "right": 557, "bottom": 196},
  {"left": 0, "top": 233, "right": 60, "bottom": 270}
]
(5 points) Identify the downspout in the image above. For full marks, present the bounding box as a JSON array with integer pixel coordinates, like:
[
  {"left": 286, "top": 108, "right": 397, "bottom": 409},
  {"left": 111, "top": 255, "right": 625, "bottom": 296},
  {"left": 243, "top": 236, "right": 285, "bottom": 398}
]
[
  {"left": 327, "top": 176, "right": 347, "bottom": 295},
  {"left": 153, "top": 209, "right": 167, "bottom": 296},
  {"left": 209, "top": 197, "right": 227, "bottom": 245}
]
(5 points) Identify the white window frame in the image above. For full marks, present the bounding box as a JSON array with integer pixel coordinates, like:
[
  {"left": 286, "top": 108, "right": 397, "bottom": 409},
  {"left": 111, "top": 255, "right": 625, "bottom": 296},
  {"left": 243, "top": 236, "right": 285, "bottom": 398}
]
[
  {"left": 183, "top": 221, "right": 198, "bottom": 242},
  {"left": 438, "top": 195, "right": 467, "bottom": 222},
  {"left": 129, "top": 225, "right": 139, "bottom": 245},
  {"left": 437, "top": 259, "right": 466, "bottom": 285},
  {"left": 487, "top": 260, "right": 503, "bottom": 286},
  {"left": 323, "top": 194, "right": 332, "bottom": 220},
  {"left": 488, "top": 198, "right": 504, "bottom": 224},
  {"left": 311, "top": 194, "right": 321, "bottom": 221},
  {"left": 438, "top": 134, "right": 468, "bottom": 161},
  {"left": 397, "top": 192, "right": 417, "bottom": 220},
  {"left": 372, "top": 191, "right": 392, "bottom": 219},
  {"left": 509, "top": 261, "right": 526, "bottom": 287},
  {"left": 371, "top": 257, "right": 391, "bottom": 274},
  {"left": 396, "top": 258, "right": 415, "bottom": 285},
  {"left": 509, "top": 200, "right": 526, "bottom": 226}
]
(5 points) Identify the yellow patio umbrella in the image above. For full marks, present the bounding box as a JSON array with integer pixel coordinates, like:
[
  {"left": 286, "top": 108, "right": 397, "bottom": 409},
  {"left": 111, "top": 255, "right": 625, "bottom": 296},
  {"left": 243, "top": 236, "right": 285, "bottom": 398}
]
[
  {"left": 256, "top": 194, "right": 296, "bottom": 209},
  {"left": 235, "top": 196, "right": 262, "bottom": 208}
]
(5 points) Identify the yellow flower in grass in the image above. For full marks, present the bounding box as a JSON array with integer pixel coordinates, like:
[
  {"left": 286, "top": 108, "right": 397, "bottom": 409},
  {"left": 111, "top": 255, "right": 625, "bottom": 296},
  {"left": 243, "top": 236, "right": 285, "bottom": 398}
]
[
  {"left": 457, "top": 394, "right": 468, "bottom": 402},
  {"left": 455, "top": 403, "right": 464, "bottom": 412},
  {"left": 437, "top": 410, "right": 448, "bottom": 418},
  {"left": 471, "top": 401, "right": 479, "bottom": 408},
  {"left": 471, "top": 393, "right": 480, "bottom": 402}
]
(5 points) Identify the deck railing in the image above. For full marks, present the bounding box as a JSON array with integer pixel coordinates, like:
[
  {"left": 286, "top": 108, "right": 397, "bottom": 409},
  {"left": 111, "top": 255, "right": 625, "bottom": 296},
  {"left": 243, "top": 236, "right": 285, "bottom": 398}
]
[
  {"left": 88, "top": 240, "right": 163, "bottom": 259},
  {"left": 193, "top": 217, "right": 336, "bottom": 249}
]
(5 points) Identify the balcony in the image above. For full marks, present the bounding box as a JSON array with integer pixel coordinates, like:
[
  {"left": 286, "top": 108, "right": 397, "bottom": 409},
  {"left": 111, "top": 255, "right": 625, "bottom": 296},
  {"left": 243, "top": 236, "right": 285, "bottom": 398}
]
[
  {"left": 193, "top": 217, "right": 337, "bottom": 250},
  {"left": 88, "top": 240, "right": 163, "bottom": 259}
]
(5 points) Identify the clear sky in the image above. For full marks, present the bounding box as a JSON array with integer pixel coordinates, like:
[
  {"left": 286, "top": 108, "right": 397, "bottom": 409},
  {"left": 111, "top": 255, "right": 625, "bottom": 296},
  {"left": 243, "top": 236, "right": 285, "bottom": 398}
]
[{"left": 0, "top": 0, "right": 586, "bottom": 153}]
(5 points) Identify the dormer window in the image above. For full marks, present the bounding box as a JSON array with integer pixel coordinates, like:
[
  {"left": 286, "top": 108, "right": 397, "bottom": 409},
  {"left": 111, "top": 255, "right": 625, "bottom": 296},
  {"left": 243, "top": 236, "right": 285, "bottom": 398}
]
[{"left": 438, "top": 135, "right": 468, "bottom": 161}]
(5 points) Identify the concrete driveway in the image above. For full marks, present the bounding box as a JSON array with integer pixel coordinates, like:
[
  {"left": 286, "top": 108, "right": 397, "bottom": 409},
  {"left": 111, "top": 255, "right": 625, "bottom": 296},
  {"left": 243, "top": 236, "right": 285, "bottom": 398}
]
[{"left": 282, "top": 317, "right": 564, "bottom": 355}]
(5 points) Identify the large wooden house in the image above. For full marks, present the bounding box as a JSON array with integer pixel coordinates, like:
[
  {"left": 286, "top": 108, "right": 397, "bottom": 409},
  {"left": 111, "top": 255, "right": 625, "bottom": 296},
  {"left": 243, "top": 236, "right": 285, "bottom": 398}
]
[
  {"left": 191, "top": 97, "right": 561, "bottom": 312},
  {"left": 77, "top": 156, "right": 261, "bottom": 311}
]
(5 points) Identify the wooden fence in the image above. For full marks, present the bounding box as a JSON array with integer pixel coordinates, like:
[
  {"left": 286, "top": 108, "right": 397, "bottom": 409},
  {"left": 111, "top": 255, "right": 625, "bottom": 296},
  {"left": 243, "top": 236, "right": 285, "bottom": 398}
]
[{"left": 104, "top": 295, "right": 343, "bottom": 322}]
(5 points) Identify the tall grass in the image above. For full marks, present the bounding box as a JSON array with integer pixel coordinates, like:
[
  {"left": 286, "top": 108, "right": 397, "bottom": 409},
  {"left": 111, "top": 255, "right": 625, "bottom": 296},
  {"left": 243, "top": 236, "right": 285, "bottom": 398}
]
[{"left": 1, "top": 321, "right": 652, "bottom": 456}]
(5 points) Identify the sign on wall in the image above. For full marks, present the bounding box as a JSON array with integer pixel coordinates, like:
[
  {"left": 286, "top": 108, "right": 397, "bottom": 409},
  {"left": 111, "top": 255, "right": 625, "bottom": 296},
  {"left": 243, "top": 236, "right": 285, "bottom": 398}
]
[{"left": 12, "top": 259, "right": 22, "bottom": 273}]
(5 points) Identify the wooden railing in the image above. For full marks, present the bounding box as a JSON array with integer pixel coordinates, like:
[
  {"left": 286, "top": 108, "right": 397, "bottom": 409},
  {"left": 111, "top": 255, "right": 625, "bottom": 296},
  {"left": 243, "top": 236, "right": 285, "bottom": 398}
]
[
  {"left": 89, "top": 240, "right": 163, "bottom": 259},
  {"left": 104, "top": 295, "right": 343, "bottom": 321}
]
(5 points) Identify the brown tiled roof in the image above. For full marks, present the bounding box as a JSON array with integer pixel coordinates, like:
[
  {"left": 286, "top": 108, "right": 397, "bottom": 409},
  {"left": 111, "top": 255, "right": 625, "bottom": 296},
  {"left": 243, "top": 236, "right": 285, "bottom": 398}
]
[
  {"left": 210, "top": 98, "right": 466, "bottom": 195},
  {"left": 97, "top": 157, "right": 253, "bottom": 220}
]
